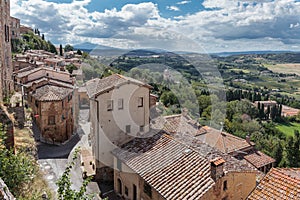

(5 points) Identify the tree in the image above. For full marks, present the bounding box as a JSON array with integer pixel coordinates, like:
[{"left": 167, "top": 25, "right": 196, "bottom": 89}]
[
  {"left": 42, "top": 34, "right": 45, "bottom": 40},
  {"left": 48, "top": 40, "right": 58, "bottom": 54},
  {"left": 272, "top": 141, "right": 283, "bottom": 166},
  {"left": 56, "top": 147, "right": 94, "bottom": 200},
  {"left": 0, "top": 126, "right": 38, "bottom": 197},
  {"left": 77, "top": 49, "right": 82, "bottom": 55},
  {"left": 66, "top": 64, "right": 77, "bottom": 74},
  {"left": 64, "top": 44, "right": 74, "bottom": 52},
  {"left": 59, "top": 44, "right": 63, "bottom": 56}
]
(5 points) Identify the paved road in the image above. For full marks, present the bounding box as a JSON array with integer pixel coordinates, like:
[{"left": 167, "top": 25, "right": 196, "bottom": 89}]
[{"left": 35, "top": 109, "right": 100, "bottom": 199}]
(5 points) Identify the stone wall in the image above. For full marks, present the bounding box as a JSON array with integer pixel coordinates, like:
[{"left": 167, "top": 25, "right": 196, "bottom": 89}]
[{"left": 0, "top": 0, "right": 13, "bottom": 102}]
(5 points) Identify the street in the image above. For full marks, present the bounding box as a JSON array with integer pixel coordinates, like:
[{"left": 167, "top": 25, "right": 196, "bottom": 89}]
[{"left": 35, "top": 108, "right": 101, "bottom": 199}]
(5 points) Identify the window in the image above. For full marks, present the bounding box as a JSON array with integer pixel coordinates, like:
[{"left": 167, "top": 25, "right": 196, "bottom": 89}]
[
  {"left": 48, "top": 116, "right": 55, "bottom": 125},
  {"left": 138, "top": 97, "right": 143, "bottom": 107},
  {"left": 68, "top": 94, "right": 72, "bottom": 102},
  {"left": 126, "top": 125, "right": 131, "bottom": 133},
  {"left": 118, "top": 98, "right": 124, "bottom": 110},
  {"left": 133, "top": 184, "right": 137, "bottom": 200},
  {"left": 223, "top": 180, "right": 227, "bottom": 191},
  {"left": 125, "top": 186, "right": 128, "bottom": 196},
  {"left": 140, "top": 126, "right": 144, "bottom": 132},
  {"left": 4, "top": 25, "right": 9, "bottom": 42},
  {"left": 117, "top": 179, "right": 122, "bottom": 194},
  {"left": 144, "top": 182, "right": 152, "bottom": 198},
  {"left": 107, "top": 100, "right": 113, "bottom": 111}
]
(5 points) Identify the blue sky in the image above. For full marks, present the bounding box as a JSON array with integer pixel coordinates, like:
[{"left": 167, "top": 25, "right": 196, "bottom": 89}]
[{"left": 10, "top": 0, "right": 300, "bottom": 52}]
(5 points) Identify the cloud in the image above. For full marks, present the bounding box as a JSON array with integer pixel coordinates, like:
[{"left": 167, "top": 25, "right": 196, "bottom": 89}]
[
  {"left": 11, "top": 0, "right": 160, "bottom": 44},
  {"left": 166, "top": 6, "right": 180, "bottom": 11},
  {"left": 176, "top": 1, "right": 191, "bottom": 5},
  {"left": 10, "top": 0, "right": 300, "bottom": 52}
]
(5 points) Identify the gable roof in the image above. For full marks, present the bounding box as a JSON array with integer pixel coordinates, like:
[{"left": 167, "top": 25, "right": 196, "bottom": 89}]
[
  {"left": 90, "top": 74, "right": 151, "bottom": 98},
  {"left": 244, "top": 150, "right": 275, "bottom": 169},
  {"left": 113, "top": 131, "right": 258, "bottom": 200},
  {"left": 248, "top": 168, "right": 300, "bottom": 199},
  {"left": 32, "top": 85, "right": 73, "bottom": 101},
  {"left": 112, "top": 133, "right": 215, "bottom": 200},
  {"left": 196, "top": 126, "right": 254, "bottom": 154},
  {"left": 158, "top": 114, "right": 253, "bottom": 154}
]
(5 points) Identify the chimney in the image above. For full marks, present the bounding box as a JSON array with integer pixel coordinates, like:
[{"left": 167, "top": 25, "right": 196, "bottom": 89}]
[
  {"left": 246, "top": 134, "right": 251, "bottom": 144},
  {"left": 210, "top": 157, "right": 225, "bottom": 181},
  {"left": 182, "top": 108, "right": 188, "bottom": 117}
]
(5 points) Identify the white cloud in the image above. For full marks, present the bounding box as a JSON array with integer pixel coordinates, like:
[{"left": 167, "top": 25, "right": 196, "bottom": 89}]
[
  {"left": 177, "top": 1, "right": 191, "bottom": 5},
  {"left": 166, "top": 6, "right": 180, "bottom": 11},
  {"left": 10, "top": 0, "right": 300, "bottom": 52},
  {"left": 290, "top": 22, "right": 300, "bottom": 28}
]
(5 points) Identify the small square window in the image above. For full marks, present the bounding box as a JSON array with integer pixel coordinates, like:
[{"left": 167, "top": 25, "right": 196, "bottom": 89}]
[
  {"left": 118, "top": 98, "right": 124, "bottom": 110},
  {"left": 138, "top": 97, "right": 143, "bottom": 107},
  {"left": 107, "top": 100, "right": 113, "bottom": 111},
  {"left": 140, "top": 126, "right": 144, "bottom": 132},
  {"left": 48, "top": 116, "right": 55, "bottom": 125},
  {"left": 126, "top": 125, "right": 131, "bottom": 133}
]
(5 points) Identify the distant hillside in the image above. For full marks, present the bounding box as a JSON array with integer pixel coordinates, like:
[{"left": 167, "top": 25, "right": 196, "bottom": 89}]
[
  {"left": 211, "top": 50, "right": 298, "bottom": 57},
  {"left": 260, "top": 53, "right": 300, "bottom": 63}
]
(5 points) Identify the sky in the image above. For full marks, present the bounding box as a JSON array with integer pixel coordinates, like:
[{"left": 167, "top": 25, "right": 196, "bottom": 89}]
[{"left": 10, "top": 0, "right": 300, "bottom": 53}]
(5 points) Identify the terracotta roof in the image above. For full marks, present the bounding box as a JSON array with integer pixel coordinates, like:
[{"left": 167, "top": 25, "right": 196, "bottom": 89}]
[
  {"left": 113, "top": 131, "right": 258, "bottom": 200},
  {"left": 85, "top": 78, "right": 101, "bottom": 98},
  {"left": 244, "top": 151, "right": 275, "bottom": 169},
  {"left": 211, "top": 157, "right": 225, "bottom": 166},
  {"left": 32, "top": 85, "right": 73, "bottom": 101},
  {"left": 153, "top": 114, "right": 202, "bottom": 137},
  {"left": 155, "top": 114, "right": 253, "bottom": 154},
  {"left": 24, "top": 78, "right": 74, "bottom": 89},
  {"left": 190, "top": 139, "right": 258, "bottom": 173},
  {"left": 87, "top": 74, "right": 151, "bottom": 97},
  {"left": 248, "top": 168, "right": 300, "bottom": 200},
  {"left": 196, "top": 126, "right": 253, "bottom": 154},
  {"left": 112, "top": 133, "right": 216, "bottom": 200},
  {"left": 16, "top": 67, "right": 70, "bottom": 78}
]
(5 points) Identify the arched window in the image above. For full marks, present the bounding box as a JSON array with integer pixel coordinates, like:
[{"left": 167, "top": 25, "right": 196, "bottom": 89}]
[{"left": 117, "top": 178, "right": 122, "bottom": 195}]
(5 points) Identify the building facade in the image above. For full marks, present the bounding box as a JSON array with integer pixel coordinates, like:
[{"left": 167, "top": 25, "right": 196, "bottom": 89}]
[
  {"left": 10, "top": 16, "right": 20, "bottom": 39},
  {"left": 29, "top": 85, "right": 74, "bottom": 143},
  {"left": 88, "top": 74, "right": 152, "bottom": 179},
  {"left": 0, "top": 0, "right": 13, "bottom": 103}
]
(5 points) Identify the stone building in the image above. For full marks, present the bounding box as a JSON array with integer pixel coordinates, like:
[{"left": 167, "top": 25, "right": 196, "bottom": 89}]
[
  {"left": 14, "top": 67, "right": 74, "bottom": 92},
  {"left": 112, "top": 132, "right": 258, "bottom": 200},
  {"left": 0, "top": 0, "right": 13, "bottom": 103},
  {"left": 10, "top": 16, "right": 20, "bottom": 40},
  {"left": 19, "top": 25, "right": 33, "bottom": 34},
  {"left": 29, "top": 85, "right": 74, "bottom": 143}
]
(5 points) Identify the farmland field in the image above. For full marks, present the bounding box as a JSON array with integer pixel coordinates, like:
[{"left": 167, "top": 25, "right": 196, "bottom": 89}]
[
  {"left": 276, "top": 122, "right": 300, "bottom": 137},
  {"left": 264, "top": 63, "right": 300, "bottom": 76}
]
